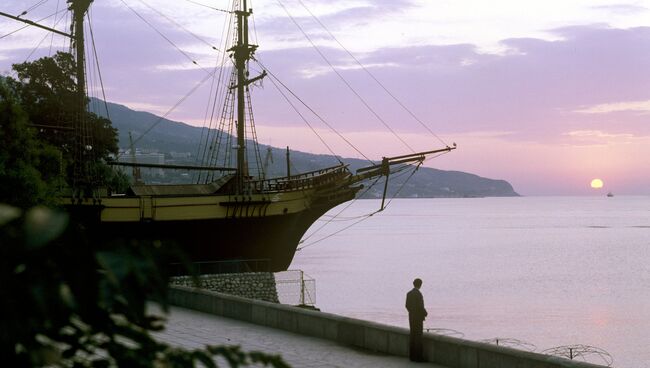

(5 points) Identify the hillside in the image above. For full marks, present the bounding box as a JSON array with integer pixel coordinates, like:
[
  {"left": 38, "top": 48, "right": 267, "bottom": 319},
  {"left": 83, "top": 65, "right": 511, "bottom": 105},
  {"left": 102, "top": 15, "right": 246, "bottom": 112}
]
[{"left": 93, "top": 100, "right": 519, "bottom": 198}]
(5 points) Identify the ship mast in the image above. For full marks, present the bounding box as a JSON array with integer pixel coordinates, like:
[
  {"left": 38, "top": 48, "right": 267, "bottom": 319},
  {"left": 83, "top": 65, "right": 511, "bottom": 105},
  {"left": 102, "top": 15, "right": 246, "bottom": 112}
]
[
  {"left": 70, "top": 0, "right": 91, "bottom": 121},
  {"left": 69, "top": 0, "right": 93, "bottom": 195},
  {"left": 230, "top": 0, "right": 265, "bottom": 192}
]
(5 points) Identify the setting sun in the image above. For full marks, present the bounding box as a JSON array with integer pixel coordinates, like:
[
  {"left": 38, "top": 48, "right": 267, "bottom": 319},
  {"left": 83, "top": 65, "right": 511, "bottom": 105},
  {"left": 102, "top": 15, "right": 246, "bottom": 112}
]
[{"left": 590, "top": 178, "right": 604, "bottom": 189}]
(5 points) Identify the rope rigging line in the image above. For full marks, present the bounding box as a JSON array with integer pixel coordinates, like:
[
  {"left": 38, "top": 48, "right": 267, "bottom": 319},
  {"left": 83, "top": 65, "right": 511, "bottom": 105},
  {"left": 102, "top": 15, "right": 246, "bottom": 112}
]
[
  {"left": 256, "top": 60, "right": 374, "bottom": 164},
  {"left": 298, "top": 211, "right": 379, "bottom": 250},
  {"left": 61, "top": 8, "right": 70, "bottom": 52},
  {"left": 204, "top": 66, "right": 237, "bottom": 180},
  {"left": 422, "top": 149, "right": 452, "bottom": 165},
  {"left": 299, "top": 169, "right": 418, "bottom": 249},
  {"left": 117, "top": 68, "right": 219, "bottom": 158},
  {"left": 48, "top": 0, "right": 61, "bottom": 54},
  {"left": 183, "top": 0, "right": 232, "bottom": 14},
  {"left": 315, "top": 214, "right": 375, "bottom": 222},
  {"left": 244, "top": 83, "right": 264, "bottom": 178},
  {"left": 275, "top": 0, "right": 416, "bottom": 154},
  {"left": 295, "top": 0, "right": 449, "bottom": 147},
  {"left": 299, "top": 176, "right": 382, "bottom": 242},
  {"left": 21, "top": 9, "right": 68, "bottom": 63},
  {"left": 197, "top": 9, "right": 236, "bottom": 181},
  {"left": 85, "top": 27, "right": 97, "bottom": 109},
  {"left": 195, "top": 58, "right": 233, "bottom": 181},
  {"left": 297, "top": 175, "right": 384, "bottom": 249},
  {"left": 194, "top": 65, "right": 222, "bottom": 176},
  {"left": 264, "top": 68, "right": 342, "bottom": 163},
  {"left": 248, "top": 0, "right": 260, "bottom": 47},
  {"left": 211, "top": 42, "right": 237, "bottom": 171},
  {"left": 135, "top": 0, "right": 222, "bottom": 53},
  {"left": 118, "top": 0, "right": 213, "bottom": 75},
  {"left": 18, "top": 0, "right": 49, "bottom": 18},
  {"left": 0, "top": 9, "right": 67, "bottom": 40},
  {"left": 86, "top": 15, "right": 106, "bottom": 120},
  {"left": 381, "top": 162, "right": 422, "bottom": 210},
  {"left": 115, "top": 0, "right": 239, "bottom": 169},
  {"left": 247, "top": 6, "right": 345, "bottom": 166},
  {"left": 87, "top": 9, "right": 111, "bottom": 121},
  {"left": 77, "top": 30, "right": 97, "bottom": 189},
  {"left": 299, "top": 161, "right": 423, "bottom": 249},
  {"left": 206, "top": 18, "right": 241, "bottom": 179},
  {"left": 289, "top": 160, "right": 300, "bottom": 177},
  {"left": 194, "top": 2, "right": 233, "bottom": 181},
  {"left": 194, "top": 51, "right": 232, "bottom": 182},
  {"left": 85, "top": 36, "right": 102, "bottom": 187},
  {"left": 225, "top": 0, "right": 341, "bottom": 176}
]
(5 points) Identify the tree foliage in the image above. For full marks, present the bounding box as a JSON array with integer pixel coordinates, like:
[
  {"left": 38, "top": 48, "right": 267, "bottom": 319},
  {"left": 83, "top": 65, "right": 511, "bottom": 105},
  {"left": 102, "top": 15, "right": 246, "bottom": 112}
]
[
  {"left": 0, "top": 79, "right": 59, "bottom": 207},
  {"left": 0, "top": 205, "right": 290, "bottom": 367},
  {"left": 10, "top": 52, "right": 118, "bottom": 159},
  {"left": 7, "top": 52, "right": 124, "bottom": 192}
]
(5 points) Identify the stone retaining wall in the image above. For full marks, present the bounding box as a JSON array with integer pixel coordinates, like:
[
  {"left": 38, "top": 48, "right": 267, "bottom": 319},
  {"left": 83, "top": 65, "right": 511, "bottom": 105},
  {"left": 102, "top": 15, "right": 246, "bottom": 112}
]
[{"left": 170, "top": 273, "right": 279, "bottom": 303}]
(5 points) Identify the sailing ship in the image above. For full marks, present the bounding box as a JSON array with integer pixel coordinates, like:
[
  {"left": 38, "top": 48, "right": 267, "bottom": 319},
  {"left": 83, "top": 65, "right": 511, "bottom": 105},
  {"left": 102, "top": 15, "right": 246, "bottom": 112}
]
[{"left": 2, "top": 0, "right": 455, "bottom": 272}]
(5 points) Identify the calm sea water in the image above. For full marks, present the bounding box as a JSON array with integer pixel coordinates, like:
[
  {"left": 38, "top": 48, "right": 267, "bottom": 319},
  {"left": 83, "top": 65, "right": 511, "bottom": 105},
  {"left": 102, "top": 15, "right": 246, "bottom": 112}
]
[{"left": 290, "top": 197, "right": 650, "bottom": 368}]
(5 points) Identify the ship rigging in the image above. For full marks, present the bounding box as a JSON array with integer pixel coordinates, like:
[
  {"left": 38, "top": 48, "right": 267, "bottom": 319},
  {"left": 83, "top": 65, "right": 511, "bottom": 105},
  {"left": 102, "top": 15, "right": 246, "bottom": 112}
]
[{"left": 1, "top": 0, "right": 456, "bottom": 271}]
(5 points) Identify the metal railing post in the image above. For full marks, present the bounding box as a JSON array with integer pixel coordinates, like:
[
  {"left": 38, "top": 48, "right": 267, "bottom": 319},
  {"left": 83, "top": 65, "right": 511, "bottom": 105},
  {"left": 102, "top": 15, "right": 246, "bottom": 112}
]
[{"left": 300, "top": 270, "right": 305, "bottom": 305}]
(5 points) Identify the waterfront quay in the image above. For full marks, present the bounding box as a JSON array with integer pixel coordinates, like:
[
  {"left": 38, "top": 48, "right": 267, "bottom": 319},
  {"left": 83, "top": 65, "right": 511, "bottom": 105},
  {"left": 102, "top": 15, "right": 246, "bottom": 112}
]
[
  {"left": 159, "top": 306, "right": 444, "bottom": 367},
  {"left": 165, "top": 286, "right": 606, "bottom": 368}
]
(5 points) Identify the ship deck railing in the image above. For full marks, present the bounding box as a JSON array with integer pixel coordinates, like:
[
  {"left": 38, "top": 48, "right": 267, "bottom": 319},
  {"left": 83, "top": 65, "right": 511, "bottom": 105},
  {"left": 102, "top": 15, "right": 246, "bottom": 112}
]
[{"left": 248, "top": 164, "right": 351, "bottom": 193}]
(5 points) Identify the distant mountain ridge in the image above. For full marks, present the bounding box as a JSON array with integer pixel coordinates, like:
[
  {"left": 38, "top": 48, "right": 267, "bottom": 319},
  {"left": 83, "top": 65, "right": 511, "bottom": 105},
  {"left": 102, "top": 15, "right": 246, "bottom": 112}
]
[{"left": 93, "top": 99, "right": 519, "bottom": 198}]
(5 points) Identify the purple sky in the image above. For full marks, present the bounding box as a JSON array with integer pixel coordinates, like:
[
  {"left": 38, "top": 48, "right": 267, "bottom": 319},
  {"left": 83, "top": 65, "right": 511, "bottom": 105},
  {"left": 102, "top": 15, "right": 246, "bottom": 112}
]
[{"left": 1, "top": 0, "right": 649, "bottom": 195}]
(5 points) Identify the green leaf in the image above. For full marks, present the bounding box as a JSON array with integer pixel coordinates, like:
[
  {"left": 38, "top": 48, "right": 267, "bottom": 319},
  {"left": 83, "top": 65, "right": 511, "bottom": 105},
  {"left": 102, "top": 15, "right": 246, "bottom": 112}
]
[
  {"left": 59, "top": 283, "right": 76, "bottom": 308},
  {"left": 96, "top": 251, "right": 130, "bottom": 284},
  {"left": 0, "top": 204, "right": 21, "bottom": 226},
  {"left": 193, "top": 350, "right": 217, "bottom": 368},
  {"left": 23, "top": 206, "right": 68, "bottom": 248}
]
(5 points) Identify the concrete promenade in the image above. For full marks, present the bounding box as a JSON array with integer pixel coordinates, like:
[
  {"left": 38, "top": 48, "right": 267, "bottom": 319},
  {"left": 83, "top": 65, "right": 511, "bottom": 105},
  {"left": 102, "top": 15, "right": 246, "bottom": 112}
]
[
  {"left": 158, "top": 306, "right": 445, "bottom": 367},
  {"left": 166, "top": 286, "right": 606, "bottom": 368}
]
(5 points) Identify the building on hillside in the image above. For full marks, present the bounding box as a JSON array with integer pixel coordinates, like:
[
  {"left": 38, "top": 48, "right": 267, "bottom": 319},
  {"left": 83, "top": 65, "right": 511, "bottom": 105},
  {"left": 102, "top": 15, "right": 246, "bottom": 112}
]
[{"left": 116, "top": 150, "right": 166, "bottom": 177}]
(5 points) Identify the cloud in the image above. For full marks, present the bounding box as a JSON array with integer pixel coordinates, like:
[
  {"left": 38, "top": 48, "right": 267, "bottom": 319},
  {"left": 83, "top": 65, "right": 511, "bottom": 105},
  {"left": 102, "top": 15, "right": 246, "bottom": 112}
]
[
  {"left": 222, "top": 25, "right": 650, "bottom": 147},
  {"left": 308, "top": 0, "right": 417, "bottom": 25},
  {"left": 574, "top": 100, "right": 650, "bottom": 114},
  {"left": 591, "top": 4, "right": 648, "bottom": 15},
  {"left": 4, "top": 10, "right": 648, "bottom": 144},
  {"left": 361, "top": 43, "right": 484, "bottom": 68},
  {"left": 563, "top": 129, "right": 637, "bottom": 141},
  {"left": 250, "top": 0, "right": 419, "bottom": 52},
  {"left": 297, "top": 61, "right": 399, "bottom": 79}
]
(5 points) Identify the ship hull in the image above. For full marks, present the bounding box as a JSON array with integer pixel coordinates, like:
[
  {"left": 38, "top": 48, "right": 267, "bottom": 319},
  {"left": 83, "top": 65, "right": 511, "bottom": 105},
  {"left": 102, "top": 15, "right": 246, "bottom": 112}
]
[
  {"left": 64, "top": 170, "right": 360, "bottom": 272},
  {"left": 89, "top": 204, "right": 331, "bottom": 272}
]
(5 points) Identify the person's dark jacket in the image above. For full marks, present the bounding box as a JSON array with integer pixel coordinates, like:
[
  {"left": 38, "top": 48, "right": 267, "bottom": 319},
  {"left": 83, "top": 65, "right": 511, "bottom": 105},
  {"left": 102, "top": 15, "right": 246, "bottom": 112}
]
[{"left": 405, "top": 288, "right": 428, "bottom": 321}]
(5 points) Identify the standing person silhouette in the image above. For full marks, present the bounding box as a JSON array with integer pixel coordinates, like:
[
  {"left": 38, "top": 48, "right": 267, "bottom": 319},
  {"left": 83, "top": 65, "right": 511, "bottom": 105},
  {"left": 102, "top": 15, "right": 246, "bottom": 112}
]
[{"left": 405, "top": 278, "right": 427, "bottom": 362}]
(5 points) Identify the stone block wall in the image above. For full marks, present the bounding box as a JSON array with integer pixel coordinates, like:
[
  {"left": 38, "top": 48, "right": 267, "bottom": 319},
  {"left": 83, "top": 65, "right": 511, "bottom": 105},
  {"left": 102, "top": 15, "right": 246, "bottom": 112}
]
[{"left": 170, "top": 273, "right": 279, "bottom": 303}]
